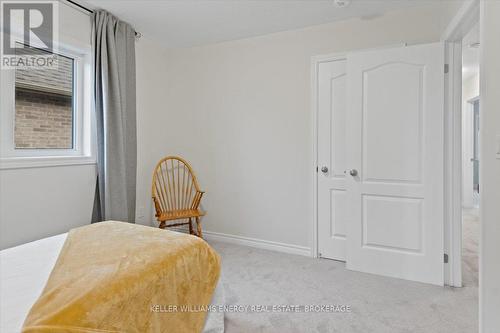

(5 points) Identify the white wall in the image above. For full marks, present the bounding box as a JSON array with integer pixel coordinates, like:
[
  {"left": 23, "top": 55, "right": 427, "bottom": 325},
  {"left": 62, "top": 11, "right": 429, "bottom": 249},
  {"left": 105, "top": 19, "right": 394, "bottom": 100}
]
[
  {"left": 462, "top": 73, "right": 480, "bottom": 208},
  {"left": 135, "top": 3, "right": 460, "bottom": 249},
  {"left": 134, "top": 37, "right": 174, "bottom": 225},
  {"left": 0, "top": 165, "right": 96, "bottom": 248},
  {"left": 479, "top": 1, "right": 500, "bottom": 331}
]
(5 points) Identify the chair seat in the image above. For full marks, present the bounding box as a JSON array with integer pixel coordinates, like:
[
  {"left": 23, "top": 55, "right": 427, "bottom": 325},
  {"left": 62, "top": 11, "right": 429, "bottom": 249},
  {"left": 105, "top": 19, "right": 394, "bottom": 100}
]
[{"left": 158, "top": 209, "right": 206, "bottom": 222}]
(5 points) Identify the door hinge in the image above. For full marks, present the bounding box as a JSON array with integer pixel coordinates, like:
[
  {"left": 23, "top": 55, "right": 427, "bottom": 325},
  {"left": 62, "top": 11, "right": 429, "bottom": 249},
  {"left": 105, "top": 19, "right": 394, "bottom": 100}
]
[
  {"left": 444, "top": 253, "right": 449, "bottom": 263},
  {"left": 444, "top": 64, "right": 449, "bottom": 74},
  {"left": 316, "top": 166, "right": 319, "bottom": 173}
]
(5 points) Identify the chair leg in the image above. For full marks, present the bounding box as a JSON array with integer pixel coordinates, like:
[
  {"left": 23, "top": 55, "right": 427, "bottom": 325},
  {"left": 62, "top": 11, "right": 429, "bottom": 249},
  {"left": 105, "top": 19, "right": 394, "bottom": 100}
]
[
  {"left": 159, "top": 221, "right": 166, "bottom": 229},
  {"left": 195, "top": 217, "right": 202, "bottom": 238},
  {"left": 188, "top": 218, "right": 194, "bottom": 235}
]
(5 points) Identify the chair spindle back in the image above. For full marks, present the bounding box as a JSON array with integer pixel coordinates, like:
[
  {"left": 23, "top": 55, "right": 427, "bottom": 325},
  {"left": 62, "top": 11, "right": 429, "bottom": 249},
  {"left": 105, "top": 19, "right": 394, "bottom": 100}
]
[{"left": 152, "top": 156, "right": 201, "bottom": 214}]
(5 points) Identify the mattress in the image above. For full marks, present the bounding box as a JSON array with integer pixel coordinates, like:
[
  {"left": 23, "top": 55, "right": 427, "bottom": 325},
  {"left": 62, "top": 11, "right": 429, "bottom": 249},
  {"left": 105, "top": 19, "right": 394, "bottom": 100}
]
[{"left": 0, "top": 233, "right": 224, "bottom": 333}]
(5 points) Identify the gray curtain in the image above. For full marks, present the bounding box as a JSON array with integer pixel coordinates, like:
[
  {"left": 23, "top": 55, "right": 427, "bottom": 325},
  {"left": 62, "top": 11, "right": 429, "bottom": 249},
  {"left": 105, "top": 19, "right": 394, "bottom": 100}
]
[{"left": 92, "top": 10, "right": 136, "bottom": 223}]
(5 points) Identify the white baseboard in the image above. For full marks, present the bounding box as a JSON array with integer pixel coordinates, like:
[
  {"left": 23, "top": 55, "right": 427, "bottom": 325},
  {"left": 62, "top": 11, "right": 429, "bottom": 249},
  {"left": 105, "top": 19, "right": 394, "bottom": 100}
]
[
  {"left": 203, "top": 230, "right": 312, "bottom": 257},
  {"left": 169, "top": 226, "right": 311, "bottom": 257}
]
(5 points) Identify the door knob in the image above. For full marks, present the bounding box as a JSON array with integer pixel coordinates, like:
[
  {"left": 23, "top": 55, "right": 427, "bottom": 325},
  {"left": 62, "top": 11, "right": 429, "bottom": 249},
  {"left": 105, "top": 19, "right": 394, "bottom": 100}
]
[
  {"left": 321, "top": 166, "right": 328, "bottom": 173},
  {"left": 349, "top": 169, "right": 358, "bottom": 177}
]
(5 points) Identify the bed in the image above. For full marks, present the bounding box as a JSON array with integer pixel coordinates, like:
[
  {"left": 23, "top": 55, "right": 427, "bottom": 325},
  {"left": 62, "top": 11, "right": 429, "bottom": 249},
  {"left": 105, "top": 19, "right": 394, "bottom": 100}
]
[{"left": 0, "top": 227, "right": 225, "bottom": 333}]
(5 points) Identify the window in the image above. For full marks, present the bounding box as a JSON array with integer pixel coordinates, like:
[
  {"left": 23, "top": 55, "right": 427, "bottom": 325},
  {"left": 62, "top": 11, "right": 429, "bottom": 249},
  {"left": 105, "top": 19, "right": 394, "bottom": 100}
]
[
  {"left": 0, "top": 41, "right": 93, "bottom": 169},
  {"left": 14, "top": 44, "right": 75, "bottom": 149}
]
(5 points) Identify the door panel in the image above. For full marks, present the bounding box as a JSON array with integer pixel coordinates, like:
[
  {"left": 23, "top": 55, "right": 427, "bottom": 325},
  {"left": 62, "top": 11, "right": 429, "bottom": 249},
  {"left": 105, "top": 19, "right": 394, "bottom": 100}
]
[
  {"left": 317, "top": 59, "right": 348, "bottom": 261},
  {"left": 345, "top": 43, "right": 445, "bottom": 285},
  {"left": 362, "top": 195, "right": 423, "bottom": 252},
  {"left": 331, "top": 189, "right": 348, "bottom": 239},
  {"left": 362, "top": 63, "right": 423, "bottom": 183}
]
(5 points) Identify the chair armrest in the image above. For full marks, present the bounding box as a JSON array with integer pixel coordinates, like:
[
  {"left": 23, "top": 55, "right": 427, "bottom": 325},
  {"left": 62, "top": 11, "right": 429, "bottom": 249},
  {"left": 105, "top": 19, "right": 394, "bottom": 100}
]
[
  {"left": 191, "top": 190, "right": 205, "bottom": 209},
  {"left": 152, "top": 196, "right": 162, "bottom": 217}
]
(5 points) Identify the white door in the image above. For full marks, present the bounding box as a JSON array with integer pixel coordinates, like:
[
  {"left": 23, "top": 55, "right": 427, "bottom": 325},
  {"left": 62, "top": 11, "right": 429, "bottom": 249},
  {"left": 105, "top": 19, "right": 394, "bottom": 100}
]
[
  {"left": 317, "top": 59, "right": 348, "bottom": 261},
  {"left": 345, "top": 43, "right": 445, "bottom": 285}
]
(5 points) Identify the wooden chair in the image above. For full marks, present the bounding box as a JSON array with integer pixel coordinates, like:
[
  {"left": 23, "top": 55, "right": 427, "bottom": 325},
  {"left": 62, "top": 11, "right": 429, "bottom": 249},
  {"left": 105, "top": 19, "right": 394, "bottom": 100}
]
[{"left": 152, "top": 156, "right": 205, "bottom": 237}]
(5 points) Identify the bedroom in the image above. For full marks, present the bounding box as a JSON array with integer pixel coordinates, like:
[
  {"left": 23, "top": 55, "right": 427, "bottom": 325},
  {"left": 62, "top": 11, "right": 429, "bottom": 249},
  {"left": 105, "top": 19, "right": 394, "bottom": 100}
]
[{"left": 0, "top": 0, "right": 499, "bottom": 332}]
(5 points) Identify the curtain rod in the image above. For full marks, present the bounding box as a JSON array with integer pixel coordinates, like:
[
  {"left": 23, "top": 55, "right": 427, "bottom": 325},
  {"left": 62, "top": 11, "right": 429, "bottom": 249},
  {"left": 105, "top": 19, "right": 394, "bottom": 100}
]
[{"left": 65, "top": 0, "right": 142, "bottom": 38}]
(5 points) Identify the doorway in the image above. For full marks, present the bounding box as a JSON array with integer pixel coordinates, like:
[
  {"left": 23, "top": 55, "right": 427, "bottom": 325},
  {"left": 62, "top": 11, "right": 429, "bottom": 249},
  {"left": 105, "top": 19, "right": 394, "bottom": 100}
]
[{"left": 461, "top": 22, "right": 480, "bottom": 287}]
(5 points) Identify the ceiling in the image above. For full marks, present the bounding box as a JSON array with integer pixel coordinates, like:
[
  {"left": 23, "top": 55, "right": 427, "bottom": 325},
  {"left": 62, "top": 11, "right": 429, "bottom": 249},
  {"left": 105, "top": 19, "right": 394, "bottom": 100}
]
[
  {"left": 83, "top": 0, "right": 441, "bottom": 48},
  {"left": 462, "top": 22, "right": 480, "bottom": 80}
]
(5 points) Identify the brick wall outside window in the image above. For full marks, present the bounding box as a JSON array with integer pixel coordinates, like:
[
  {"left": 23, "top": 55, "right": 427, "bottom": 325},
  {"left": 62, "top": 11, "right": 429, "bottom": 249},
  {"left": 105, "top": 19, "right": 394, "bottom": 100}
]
[
  {"left": 13, "top": 45, "right": 74, "bottom": 149},
  {"left": 15, "top": 89, "right": 73, "bottom": 149}
]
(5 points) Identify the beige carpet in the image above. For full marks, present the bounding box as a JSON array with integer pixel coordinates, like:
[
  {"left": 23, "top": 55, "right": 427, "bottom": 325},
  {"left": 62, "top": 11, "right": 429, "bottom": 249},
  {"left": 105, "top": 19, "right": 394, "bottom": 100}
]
[
  {"left": 208, "top": 213, "right": 479, "bottom": 333},
  {"left": 462, "top": 208, "right": 479, "bottom": 287}
]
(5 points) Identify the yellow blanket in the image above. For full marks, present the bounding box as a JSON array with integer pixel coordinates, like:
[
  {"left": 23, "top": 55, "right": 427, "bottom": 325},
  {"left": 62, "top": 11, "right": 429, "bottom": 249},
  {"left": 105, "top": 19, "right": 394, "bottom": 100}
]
[{"left": 22, "top": 221, "right": 221, "bottom": 333}]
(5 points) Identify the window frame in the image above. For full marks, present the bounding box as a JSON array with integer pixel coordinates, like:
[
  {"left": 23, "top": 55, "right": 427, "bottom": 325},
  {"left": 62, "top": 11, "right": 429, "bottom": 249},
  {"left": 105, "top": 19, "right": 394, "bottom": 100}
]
[{"left": 0, "top": 37, "right": 94, "bottom": 169}]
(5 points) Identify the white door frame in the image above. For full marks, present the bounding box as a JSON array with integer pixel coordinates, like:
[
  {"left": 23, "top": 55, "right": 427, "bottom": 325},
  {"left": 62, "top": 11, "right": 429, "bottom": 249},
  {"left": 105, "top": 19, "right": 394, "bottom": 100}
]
[
  {"left": 441, "top": 0, "right": 480, "bottom": 288},
  {"left": 311, "top": 52, "right": 346, "bottom": 259}
]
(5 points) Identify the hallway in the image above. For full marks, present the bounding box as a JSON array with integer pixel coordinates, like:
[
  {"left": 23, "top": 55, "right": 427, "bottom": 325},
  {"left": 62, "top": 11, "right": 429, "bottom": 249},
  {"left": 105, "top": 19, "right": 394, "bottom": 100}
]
[{"left": 463, "top": 208, "right": 479, "bottom": 286}]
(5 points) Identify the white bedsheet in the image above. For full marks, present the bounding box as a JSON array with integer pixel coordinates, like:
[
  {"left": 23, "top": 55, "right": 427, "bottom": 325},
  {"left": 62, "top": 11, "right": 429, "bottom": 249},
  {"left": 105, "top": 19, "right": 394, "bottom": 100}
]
[{"left": 0, "top": 233, "right": 224, "bottom": 333}]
